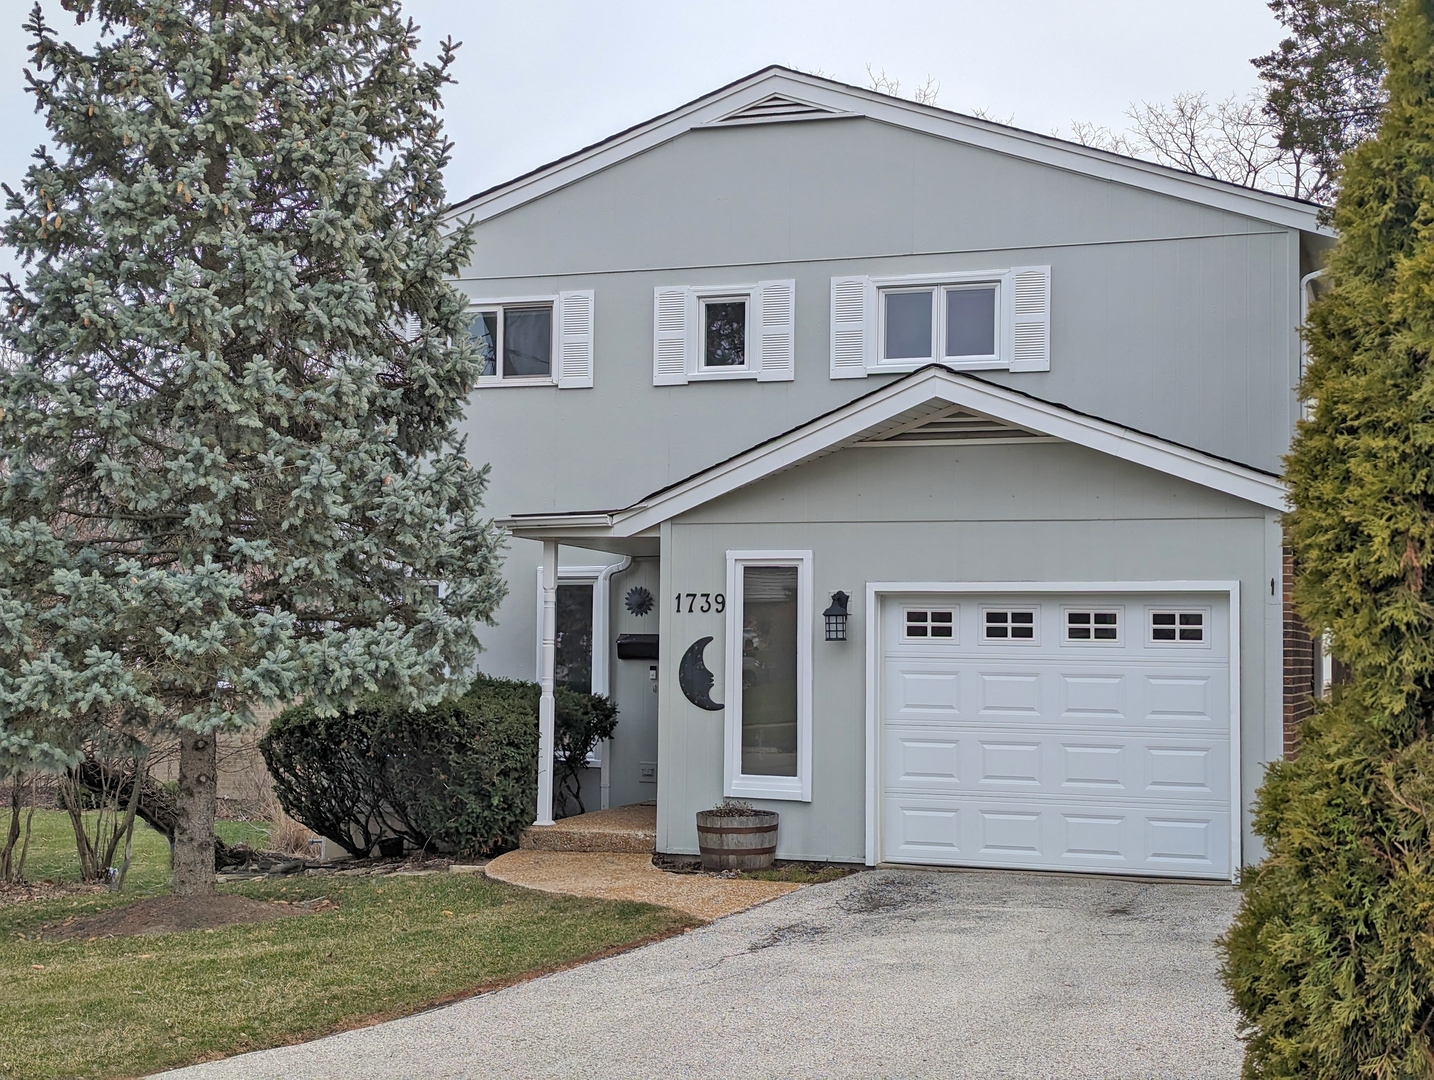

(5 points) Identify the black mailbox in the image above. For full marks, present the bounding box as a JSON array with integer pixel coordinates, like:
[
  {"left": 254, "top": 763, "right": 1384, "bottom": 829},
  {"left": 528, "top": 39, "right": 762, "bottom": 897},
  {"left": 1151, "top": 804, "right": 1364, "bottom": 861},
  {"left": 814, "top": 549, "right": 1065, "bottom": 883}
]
[{"left": 616, "top": 633, "right": 659, "bottom": 660}]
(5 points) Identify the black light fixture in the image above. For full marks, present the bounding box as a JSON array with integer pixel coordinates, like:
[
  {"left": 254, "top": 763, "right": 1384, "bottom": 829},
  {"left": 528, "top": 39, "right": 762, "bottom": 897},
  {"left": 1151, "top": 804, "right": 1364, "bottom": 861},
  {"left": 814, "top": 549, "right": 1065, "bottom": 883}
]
[{"left": 823, "top": 591, "right": 850, "bottom": 641}]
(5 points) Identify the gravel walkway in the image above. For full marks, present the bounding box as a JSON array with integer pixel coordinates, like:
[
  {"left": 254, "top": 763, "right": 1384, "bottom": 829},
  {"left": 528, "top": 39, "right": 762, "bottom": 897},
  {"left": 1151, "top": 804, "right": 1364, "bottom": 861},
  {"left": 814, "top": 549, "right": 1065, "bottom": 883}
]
[{"left": 156, "top": 868, "right": 1244, "bottom": 1079}]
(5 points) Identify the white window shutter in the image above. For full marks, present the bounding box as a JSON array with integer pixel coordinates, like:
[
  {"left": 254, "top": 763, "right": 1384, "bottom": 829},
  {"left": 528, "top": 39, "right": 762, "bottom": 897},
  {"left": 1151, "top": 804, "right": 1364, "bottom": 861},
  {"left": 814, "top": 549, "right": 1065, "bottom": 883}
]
[
  {"left": 754, "top": 279, "right": 796, "bottom": 382},
  {"left": 1009, "top": 265, "right": 1051, "bottom": 372},
  {"left": 556, "top": 290, "right": 595, "bottom": 388},
  {"left": 653, "top": 286, "right": 690, "bottom": 386},
  {"left": 830, "top": 276, "right": 872, "bottom": 379}
]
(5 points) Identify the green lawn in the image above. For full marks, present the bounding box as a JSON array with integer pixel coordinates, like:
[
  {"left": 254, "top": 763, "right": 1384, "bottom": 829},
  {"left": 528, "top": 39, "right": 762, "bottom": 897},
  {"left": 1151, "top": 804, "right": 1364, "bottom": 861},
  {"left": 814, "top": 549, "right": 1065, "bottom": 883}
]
[
  {"left": 13, "top": 809, "right": 268, "bottom": 895},
  {"left": 0, "top": 812, "right": 695, "bottom": 1080}
]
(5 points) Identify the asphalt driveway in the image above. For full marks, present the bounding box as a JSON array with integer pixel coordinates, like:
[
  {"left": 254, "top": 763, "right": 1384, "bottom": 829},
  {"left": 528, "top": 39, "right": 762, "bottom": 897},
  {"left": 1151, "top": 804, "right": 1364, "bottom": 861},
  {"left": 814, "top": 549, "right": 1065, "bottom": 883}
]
[{"left": 157, "top": 868, "right": 1244, "bottom": 1079}]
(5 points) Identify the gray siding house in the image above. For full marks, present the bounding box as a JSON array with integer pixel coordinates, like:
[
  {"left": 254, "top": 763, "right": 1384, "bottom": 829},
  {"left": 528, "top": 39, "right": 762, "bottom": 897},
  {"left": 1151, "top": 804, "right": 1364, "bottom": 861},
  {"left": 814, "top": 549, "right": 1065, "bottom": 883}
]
[{"left": 450, "top": 68, "right": 1330, "bottom": 881}]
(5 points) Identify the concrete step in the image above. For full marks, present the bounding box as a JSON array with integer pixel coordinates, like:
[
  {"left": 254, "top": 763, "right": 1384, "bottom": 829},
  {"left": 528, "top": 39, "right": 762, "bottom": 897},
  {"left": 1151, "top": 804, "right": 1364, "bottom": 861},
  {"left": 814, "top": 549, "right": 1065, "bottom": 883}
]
[{"left": 521, "top": 803, "right": 657, "bottom": 854}]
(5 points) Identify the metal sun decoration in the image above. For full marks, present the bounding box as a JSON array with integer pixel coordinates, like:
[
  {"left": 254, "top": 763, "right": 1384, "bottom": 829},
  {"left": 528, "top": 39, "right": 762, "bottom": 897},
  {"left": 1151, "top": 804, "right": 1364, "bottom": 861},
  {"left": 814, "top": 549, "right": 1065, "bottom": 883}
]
[
  {"left": 823, "top": 591, "right": 850, "bottom": 641},
  {"left": 625, "top": 586, "right": 655, "bottom": 617}
]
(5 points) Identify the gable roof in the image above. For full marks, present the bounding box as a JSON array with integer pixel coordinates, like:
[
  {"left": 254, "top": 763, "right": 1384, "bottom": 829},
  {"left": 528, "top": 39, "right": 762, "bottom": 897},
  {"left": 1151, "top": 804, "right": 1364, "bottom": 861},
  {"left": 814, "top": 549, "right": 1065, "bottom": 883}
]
[
  {"left": 451, "top": 66, "right": 1329, "bottom": 236},
  {"left": 501, "top": 366, "right": 1287, "bottom": 543}
]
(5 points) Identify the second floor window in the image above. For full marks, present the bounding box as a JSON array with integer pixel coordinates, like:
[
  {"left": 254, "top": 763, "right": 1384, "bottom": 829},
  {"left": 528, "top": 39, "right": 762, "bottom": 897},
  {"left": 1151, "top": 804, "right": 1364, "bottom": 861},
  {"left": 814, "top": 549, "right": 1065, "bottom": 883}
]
[
  {"left": 882, "top": 283, "right": 999, "bottom": 365},
  {"left": 470, "top": 303, "right": 553, "bottom": 380},
  {"left": 702, "top": 298, "right": 748, "bottom": 369}
]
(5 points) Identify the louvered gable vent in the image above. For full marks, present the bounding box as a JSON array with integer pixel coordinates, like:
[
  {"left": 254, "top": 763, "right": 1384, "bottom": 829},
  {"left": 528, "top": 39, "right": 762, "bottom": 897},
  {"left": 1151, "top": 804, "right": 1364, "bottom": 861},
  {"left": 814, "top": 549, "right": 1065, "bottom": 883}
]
[
  {"left": 857, "top": 404, "right": 1048, "bottom": 445},
  {"left": 711, "top": 93, "right": 847, "bottom": 126}
]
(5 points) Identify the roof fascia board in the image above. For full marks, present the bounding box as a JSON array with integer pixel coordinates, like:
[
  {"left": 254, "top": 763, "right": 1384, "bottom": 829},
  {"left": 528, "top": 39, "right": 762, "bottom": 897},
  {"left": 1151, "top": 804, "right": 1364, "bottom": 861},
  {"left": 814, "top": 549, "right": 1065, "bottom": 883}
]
[
  {"left": 450, "top": 68, "right": 1328, "bottom": 235},
  {"left": 608, "top": 369, "right": 1284, "bottom": 536},
  {"left": 448, "top": 72, "right": 798, "bottom": 224},
  {"left": 763, "top": 73, "right": 1328, "bottom": 235}
]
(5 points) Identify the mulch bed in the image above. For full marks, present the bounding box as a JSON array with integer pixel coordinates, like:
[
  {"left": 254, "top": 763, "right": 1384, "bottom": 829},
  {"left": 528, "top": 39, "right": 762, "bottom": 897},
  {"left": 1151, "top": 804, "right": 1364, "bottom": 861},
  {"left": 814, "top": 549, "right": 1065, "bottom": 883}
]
[{"left": 38, "top": 893, "right": 334, "bottom": 941}]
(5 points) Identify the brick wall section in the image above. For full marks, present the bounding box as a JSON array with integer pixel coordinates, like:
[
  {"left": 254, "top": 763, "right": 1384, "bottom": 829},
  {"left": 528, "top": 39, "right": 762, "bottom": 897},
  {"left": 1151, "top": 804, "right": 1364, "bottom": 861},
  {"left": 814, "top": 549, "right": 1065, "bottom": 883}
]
[{"left": 1283, "top": 548, "right": 1317, "bottom": 759}]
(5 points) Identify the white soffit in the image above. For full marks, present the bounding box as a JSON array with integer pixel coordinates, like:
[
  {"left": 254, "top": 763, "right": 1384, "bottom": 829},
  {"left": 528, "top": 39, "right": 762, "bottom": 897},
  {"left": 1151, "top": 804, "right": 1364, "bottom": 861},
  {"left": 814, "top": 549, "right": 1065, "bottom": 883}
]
[{"left": 449, "top": 67, "right": 1329, "bottom": 235}]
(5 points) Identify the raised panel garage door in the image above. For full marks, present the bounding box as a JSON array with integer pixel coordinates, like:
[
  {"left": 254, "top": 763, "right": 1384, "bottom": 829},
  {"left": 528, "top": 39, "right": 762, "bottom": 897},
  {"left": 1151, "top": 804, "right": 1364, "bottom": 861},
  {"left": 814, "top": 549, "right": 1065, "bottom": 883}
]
[{"left": 880, "top": 593, "right": 1233, "bottom": 879}]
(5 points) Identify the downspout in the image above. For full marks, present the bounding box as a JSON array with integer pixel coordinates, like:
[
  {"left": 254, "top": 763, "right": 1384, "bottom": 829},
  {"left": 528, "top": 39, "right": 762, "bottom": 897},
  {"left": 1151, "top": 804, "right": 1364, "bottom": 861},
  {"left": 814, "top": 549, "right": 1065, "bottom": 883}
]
[
  {"left": 1298, "top": 268, "right": 1327, "bottom": 420},
  {"left": 593, "top": 556, "right": 632, "bottom": 811}
]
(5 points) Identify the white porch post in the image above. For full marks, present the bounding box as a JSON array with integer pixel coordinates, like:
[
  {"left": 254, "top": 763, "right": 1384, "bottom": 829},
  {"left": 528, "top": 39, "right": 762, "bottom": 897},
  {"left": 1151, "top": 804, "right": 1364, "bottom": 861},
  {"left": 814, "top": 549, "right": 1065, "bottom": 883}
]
[{"left": 535, "top": 540, "right": 558, "bottom": 826}]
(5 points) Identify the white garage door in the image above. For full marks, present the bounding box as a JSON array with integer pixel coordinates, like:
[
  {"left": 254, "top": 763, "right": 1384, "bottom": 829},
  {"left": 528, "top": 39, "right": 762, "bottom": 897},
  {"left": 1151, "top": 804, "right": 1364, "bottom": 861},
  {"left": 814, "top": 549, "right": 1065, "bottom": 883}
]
[{"left": 880, "top": 593, "right": 1233, "bottom": 879}]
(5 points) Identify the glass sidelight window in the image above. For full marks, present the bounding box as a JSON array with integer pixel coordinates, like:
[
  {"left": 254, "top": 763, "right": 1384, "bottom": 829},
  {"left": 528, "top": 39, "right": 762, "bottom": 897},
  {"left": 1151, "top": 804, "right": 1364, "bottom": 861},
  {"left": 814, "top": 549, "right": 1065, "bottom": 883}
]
[
  {"left": 739, "top": 565, "right": 799, "bottom": 777},
  {"left": 555, "top": 582, "right": 594, "bottom": 694},
  {"left": 725, "top": 551, "right": 813, "bottom": 801}
]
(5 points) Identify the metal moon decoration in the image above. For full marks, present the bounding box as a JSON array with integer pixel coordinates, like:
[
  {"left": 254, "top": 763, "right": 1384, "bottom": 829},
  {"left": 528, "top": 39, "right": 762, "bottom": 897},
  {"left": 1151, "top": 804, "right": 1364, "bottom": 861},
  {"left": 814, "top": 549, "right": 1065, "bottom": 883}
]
[
  {"left": 625, "top": 586, "right": 654, "bottom": 617},
  {"left": 678, "top": 636, "right": 723, "bottom": 711}
]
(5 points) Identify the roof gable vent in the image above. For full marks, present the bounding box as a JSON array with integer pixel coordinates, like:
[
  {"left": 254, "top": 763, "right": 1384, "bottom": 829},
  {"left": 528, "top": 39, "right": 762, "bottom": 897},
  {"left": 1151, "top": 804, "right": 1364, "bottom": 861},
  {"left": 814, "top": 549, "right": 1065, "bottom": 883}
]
[
  {"left": 857, "top": 403, "right": 1050, "bottom": 445},
  {"left": 709, "top": 93, "right": 849, "bottom": 126}
]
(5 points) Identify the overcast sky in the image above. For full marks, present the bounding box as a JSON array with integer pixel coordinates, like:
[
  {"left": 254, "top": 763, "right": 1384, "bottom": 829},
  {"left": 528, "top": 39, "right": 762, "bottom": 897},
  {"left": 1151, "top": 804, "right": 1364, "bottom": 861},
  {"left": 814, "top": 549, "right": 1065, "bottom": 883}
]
[{"left": 0, "top": 0, "right": 1287, "bottom": 278}]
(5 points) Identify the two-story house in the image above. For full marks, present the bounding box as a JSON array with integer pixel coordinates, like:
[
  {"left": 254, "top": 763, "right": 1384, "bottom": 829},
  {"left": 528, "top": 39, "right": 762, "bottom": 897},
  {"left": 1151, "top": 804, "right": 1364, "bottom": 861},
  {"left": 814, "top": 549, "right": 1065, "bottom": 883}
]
[{"left": 449, "top": 68, "right": 1329, "bottom": 882}]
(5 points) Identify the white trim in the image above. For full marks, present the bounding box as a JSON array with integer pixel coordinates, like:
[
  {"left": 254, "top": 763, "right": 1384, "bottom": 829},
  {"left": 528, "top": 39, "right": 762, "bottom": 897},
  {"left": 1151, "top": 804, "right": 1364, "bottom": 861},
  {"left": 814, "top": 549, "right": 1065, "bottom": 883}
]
[
  {"left": 1060, "top": 604, "right": 1125, "bottom": 646},
  {"left": 873, "top": 270, "right": 1006, "bottom": 372},
  {"left": 449, "top": 69, "right": 1328, "bottom": 236},
  {"left": 534, "top": 542, "right": 559, "bottom": 827},
  {"left": 1146, "top": 605, "right": 1214, "bottom": 648},
  {"left": 862, "top": 580, "right": 1243, "bottom": 881},
  {"left": 724, "top": 550, "right": 814, "bottom": 802},
  {"left": 503, "top": 368, "right": 1287, "bottom": 542},
  {"left": 468, "top": 294, "right": 560, "bottom": 387},
  {"left": 977, "top": 603, "right": 1042, "bottom": 645},
  {"left": 534, "top": 564, "right": 612, "bottom": 770}
]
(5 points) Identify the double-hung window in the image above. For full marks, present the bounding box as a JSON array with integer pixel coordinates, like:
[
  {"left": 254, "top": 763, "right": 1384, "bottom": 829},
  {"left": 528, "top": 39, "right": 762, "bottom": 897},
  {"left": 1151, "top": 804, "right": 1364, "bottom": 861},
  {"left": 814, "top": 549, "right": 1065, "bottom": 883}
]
[
  {"left": 829, "top": 265, "right": 1051, "bottom": 378},
  {"left": 724, "top": 550, "right": 813, "bottom": 801},
  {"left": 653, "top": 280, "right": 795, "bottom": 385},
  {"left": 468, "top": 290, "right": 595, "bottom": 388}
]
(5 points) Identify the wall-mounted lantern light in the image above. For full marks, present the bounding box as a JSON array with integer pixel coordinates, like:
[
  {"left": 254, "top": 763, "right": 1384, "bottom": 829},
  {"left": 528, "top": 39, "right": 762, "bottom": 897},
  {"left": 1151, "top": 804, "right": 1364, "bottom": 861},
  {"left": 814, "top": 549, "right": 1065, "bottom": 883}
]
[{"left": 823, "top": 591, "right": 850, "bottom": 641}]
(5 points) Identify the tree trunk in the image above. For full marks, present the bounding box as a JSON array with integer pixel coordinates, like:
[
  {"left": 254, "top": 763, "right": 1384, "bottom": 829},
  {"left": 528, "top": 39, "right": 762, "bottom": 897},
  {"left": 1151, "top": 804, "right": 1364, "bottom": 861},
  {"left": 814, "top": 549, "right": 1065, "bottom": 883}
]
[
  {"left": 1, "top": 777, "right": 21, "bottom": 883},
  {"left": 172, "top": 733, "right": 217, "bottom": 896}
]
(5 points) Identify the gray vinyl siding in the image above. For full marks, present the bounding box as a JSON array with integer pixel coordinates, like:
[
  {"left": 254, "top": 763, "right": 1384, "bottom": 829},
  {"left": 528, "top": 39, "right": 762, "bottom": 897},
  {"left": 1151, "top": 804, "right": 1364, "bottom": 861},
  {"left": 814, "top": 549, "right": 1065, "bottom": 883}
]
[
  {"left": 456, "top": 115, "right": 1300, "bottom": 691},
  {"left": 655, "top": 442, "right": 1280, "bottom": 866}
]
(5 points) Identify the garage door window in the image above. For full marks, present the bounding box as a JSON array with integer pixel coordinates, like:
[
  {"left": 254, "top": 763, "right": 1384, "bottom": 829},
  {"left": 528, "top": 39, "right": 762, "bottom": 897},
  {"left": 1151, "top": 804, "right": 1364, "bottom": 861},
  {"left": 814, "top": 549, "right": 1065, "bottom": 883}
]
[
  {"left": 724, "top": 551, "right": 813, "bottom": 801},
  {"left": 1065, "top": 609, "right": 1120, "bottom": 643},
  {"left": 1150, "top": 609, "right": 1207, "bottom": 644},
  {"left": 905, "top": 608, "right": 956, "bottom": 640},
  {"left": 983, "top": 608, "right": 1038, "bottom": 643}
]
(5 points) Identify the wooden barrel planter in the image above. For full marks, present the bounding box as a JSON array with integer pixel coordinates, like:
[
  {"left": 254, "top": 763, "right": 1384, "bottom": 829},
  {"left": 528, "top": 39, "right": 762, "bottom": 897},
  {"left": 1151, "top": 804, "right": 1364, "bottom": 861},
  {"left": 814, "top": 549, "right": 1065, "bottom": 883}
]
[{"left": 695, "top": 809, "right": 779, "bottom": 871}]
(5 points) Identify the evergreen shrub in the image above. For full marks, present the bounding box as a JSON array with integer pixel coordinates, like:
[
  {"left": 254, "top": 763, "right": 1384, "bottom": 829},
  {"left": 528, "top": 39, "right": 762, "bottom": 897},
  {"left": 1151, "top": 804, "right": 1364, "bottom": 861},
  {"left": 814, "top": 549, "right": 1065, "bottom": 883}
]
[
  {"left": 260, "top": 677, "right": 616, "bottom": 858},
  {"left": 1220, "top": 3, "right": 1434, "bottom": 1075}
]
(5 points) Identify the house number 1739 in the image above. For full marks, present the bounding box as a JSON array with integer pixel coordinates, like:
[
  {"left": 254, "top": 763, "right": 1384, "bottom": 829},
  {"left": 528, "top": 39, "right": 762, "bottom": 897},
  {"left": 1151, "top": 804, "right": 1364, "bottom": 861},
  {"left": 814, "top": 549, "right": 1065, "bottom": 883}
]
[{"left": 676, "top": 593, "right": 725, "bottom": 613}]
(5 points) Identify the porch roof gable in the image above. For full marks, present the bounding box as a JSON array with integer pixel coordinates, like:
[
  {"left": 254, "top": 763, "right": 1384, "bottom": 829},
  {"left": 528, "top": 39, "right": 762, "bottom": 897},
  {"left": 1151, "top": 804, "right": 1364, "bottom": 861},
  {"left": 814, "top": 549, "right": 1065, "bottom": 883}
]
[{"left": 501, "top": 366, "right": 1287, "bottom": 544}]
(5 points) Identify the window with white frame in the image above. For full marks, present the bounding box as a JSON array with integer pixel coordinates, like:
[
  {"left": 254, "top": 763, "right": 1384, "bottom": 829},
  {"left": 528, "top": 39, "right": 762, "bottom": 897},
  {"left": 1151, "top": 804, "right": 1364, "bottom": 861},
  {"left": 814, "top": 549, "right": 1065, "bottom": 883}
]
[
  {"left": 982, "top": 607, "right": 1038, "bottom": 643},
  {"left": 653, "top": 281, "right": 795, "bottom": 385},
  {"left": 724, "top": 551, "right": 812, "bottom": 801},
  {"left": 1065, "top": 608, "right": 1121, "bottom": 643},
  {"left": 471, "top": 302, "right": 552, "bottom": 381},
  {"left": 468, "top": 291, "right": 594, "bottom": 388},
  {"left": 536, "top": 566, "right": 607, "bottom": 765},
  {"left": 829, "top": 266, "right": 1051, "bottom": 379},
  {"left": 1149, "top": 609, "right": 1208, "bottom": 644},
  {"left": 700, "top": 296, "right": 749, "bottom": 371},
  {"left": 882, "top": 282, "right": 999, "bottom": 365},
  {"left": 904, "top": 607, "right": 956, "bottom": 640}
]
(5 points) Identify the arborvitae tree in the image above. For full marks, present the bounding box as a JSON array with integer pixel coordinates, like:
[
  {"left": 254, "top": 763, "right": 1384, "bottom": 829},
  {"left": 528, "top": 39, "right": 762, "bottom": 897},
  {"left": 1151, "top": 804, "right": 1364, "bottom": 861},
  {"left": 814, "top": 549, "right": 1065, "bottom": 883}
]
[
  {"left": 1221, "top": 1, "right": 1434, "bottom": 1074},
  {"left": 0, "top": 0, "right": 505, "bottom": 895}
]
